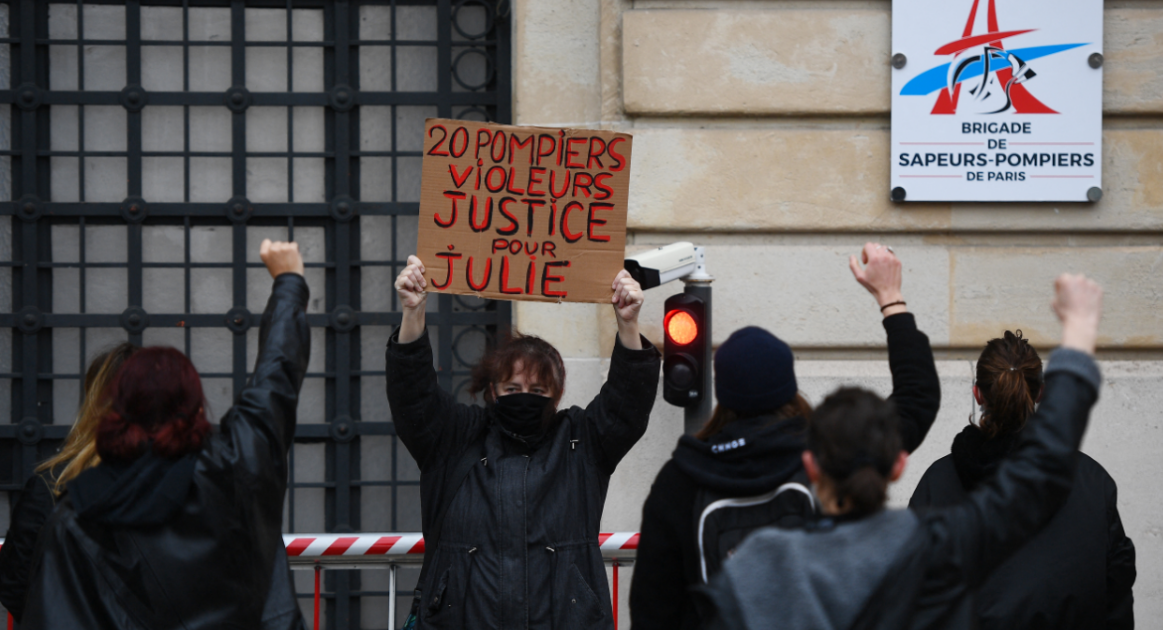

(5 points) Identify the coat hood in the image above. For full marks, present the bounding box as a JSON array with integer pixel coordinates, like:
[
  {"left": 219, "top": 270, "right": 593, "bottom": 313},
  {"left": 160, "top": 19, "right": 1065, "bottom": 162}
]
[
  {"left": 672, "top": 415, "right": 807, "bottom": 495},
  {"left": 950, "top": 423, "right": 1022, "bottom": 490},
  {"left": 68, "top": 449, "right": 198, "bottom": 527}
]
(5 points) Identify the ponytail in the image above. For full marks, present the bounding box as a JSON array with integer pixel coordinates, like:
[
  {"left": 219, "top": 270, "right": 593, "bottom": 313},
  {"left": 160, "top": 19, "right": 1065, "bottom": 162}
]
[
  {"left": 975, "top": 330, "right": 1043, "bottom": 438},
  {"left": 834, "top": 467, "right": 888, "bottom": 515}
]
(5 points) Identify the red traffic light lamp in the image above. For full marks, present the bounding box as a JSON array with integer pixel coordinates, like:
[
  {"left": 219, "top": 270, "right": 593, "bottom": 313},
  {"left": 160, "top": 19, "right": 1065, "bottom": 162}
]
[
  {"left": 664, "top": 309, "right": 699, "bottom": 346},
  {"left": 663, "top": 293, "right": 706, "bottom": 407}
]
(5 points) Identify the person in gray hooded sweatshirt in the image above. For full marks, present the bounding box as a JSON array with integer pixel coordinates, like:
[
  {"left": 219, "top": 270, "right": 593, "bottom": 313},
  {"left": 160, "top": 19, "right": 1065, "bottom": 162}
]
[{"left": 699, "top": 273, "right": 1106, "bottom": 630}]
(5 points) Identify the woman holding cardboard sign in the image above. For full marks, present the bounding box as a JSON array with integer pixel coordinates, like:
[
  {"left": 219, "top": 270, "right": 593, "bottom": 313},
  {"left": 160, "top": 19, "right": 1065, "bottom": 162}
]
[{"left": 387, "top": 254, "right": 660, "bottom": 630}]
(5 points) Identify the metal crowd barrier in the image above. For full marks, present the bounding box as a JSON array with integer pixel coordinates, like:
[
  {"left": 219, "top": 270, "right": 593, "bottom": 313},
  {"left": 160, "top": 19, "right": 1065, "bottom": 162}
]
[
  {"left": 283, "top": 532, "right": 640, "bottom": 630},
  {"left": 0, "top": 533, "right": 640, "bottom": 630}
]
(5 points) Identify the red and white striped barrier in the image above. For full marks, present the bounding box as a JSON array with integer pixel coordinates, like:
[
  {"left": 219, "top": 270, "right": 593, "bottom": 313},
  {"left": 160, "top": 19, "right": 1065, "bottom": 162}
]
[
  {"left": 598, "top": 532, "right": 639, "bottom": 553},
  {"left": 283, "top": 532, "right": 639, "bottom": 562},
  {"left": 284, "top": 533, "right": 425, "bottom": 559},
  {"left": 1, "top": 535, "right": 637, "bottom": 561}
]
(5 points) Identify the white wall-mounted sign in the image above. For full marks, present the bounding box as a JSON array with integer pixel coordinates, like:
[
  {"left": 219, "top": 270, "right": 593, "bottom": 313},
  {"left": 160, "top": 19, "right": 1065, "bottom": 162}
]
[{"left": 890, "top": 0, "right": 1102, "bottom": 202}]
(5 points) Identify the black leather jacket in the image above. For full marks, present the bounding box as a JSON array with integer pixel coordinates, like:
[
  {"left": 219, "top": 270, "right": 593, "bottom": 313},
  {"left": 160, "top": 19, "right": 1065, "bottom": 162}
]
[
  {"left": 0, "top": 468, "right": 58, "bottom": 621},
  {"left": 21, "top": 274, "right": 311, "bottom": 630},
  {"left": 386, "top": 330, "right": 661, "bottom": 630}
]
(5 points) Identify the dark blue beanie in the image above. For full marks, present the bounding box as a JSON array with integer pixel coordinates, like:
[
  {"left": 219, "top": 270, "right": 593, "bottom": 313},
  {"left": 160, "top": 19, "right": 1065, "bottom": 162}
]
[{"left": 714, "top": 326, "right": 797, "bottom": 413}]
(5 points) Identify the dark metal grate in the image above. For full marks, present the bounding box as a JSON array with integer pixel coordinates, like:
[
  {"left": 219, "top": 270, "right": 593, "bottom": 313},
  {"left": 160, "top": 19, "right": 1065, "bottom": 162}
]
[{"left": 0, "top": 1, "right": 511, "bottom": 627}]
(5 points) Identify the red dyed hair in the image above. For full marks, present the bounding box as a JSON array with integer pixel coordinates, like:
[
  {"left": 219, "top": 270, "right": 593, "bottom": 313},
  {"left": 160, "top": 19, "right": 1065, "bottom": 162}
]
[{"left": 97, "top": 347, "right": 212, "bottom": 461}]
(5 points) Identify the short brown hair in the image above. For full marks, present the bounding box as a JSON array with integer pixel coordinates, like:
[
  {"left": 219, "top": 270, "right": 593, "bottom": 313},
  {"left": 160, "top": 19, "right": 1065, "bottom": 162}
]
[
  {"left": 469, "top": 330, "right": 565, "bottom": 406},
  {"left": 809, "top": 387, "right": 900, "bottom": 517}
]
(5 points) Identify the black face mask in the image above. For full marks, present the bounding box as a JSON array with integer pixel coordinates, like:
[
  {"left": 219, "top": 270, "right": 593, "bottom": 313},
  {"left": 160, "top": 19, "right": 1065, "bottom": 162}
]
[{"left": 493, "top": 392, "right": 554, "bottom": 442}]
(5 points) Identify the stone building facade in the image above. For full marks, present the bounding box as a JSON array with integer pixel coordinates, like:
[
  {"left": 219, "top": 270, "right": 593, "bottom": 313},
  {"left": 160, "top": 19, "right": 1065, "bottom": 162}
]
[
  {"left": 0, "top": 1, "right": 1158, "bottom": 627},
  {"left": 511, "top": 0, "right": 1163, "bottom": 622}
]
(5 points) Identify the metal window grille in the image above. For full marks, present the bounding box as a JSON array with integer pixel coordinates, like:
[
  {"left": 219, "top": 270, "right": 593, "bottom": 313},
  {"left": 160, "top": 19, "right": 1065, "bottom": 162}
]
[{"left": 0, "top": 1, "right": 511, "bottom": 627}]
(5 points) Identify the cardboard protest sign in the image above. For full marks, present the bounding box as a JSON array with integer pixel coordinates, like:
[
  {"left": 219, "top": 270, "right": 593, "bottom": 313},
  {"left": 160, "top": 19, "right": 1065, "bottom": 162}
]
[{"left": 417, "top": 118, "right": 632, "bottom": 304}]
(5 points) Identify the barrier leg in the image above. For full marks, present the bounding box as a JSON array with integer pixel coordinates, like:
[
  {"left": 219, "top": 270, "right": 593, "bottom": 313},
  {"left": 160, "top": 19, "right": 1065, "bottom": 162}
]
[
  {"left": 389, "top": 564, "right": 397, "bottom": 629},
  {"left": 612, "top": 558, "right": 619, "bottom": 630},
  {"left": 314, "top": 564, "right": 322, "bottom": 630}
]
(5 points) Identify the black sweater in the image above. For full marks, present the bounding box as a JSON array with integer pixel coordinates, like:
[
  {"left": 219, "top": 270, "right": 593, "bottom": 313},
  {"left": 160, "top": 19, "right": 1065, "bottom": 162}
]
[
  {"left": 629, "top": 313, "right": 941, "bottom": 630},
  {"left": 910, "top": 424, "right": 1136, "bottom": 629}
]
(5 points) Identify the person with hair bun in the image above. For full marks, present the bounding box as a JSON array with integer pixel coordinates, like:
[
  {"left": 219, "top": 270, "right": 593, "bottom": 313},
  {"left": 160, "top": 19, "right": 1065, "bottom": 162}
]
[
  {"left": 21, "top": 240, "right": 311, "bottom": 630},
  {"left": 700, "top": 274, "right": 1108, "bottom": 630},
  {"left": 910, "top": 330, "right": 1136, "bottom": 629},
  {"left": 0, "top": 342, "right": 137, "bottom": 623},
  {"left": 630, "top": 243, "right": 940, "bottom": 630}
]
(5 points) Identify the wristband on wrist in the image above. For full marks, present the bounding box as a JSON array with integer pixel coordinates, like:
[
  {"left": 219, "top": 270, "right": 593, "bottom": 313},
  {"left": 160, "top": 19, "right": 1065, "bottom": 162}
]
[{"left": 879, "top": 300, "right": 906, "bottom": 313}]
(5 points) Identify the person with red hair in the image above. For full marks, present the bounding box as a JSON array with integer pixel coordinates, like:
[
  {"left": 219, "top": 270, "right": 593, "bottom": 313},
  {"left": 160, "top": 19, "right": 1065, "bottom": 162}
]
[{"left": 21, "top": 240, "right": 311, "bottom": 630}]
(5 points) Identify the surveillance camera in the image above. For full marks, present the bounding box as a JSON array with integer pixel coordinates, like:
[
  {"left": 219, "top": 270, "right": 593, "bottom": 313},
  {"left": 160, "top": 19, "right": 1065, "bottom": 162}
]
[{"left": 624, "top": 242, "right": 697, "bottom": 289}]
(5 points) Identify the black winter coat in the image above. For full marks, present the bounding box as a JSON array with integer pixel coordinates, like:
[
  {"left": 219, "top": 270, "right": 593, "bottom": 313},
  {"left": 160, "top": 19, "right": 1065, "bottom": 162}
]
[
  {"left": 910, "top": 424, "right": 1135, "bottom": 629},
  {"left": 385, "top": 330, "right": 660, "bottom": 630},
  {"left": 20, "top": 273, "right": 311, "bottom": 630},
  {"left": 701, "top": 348, "right": 1102, "bottom": 630},
  {"left": 629, "top": 313, "right": 941, "bottom": 630}
]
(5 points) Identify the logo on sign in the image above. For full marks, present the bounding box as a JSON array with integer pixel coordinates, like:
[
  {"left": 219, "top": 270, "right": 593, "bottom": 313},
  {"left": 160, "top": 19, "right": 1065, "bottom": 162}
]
[{"left": 899, "top": 0, "right": 1087, "bottom": 115}]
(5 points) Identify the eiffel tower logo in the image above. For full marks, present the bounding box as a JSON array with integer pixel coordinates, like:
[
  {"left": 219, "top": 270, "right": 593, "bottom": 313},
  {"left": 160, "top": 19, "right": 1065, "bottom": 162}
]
[{"left": 929, "top": 0, "right": 1057, "bottom": 115}]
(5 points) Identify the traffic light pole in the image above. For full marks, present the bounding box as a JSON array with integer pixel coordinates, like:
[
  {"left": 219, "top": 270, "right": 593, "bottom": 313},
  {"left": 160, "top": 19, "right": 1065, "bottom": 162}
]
[{"left": 682, "top": 248, "right": 713, "bottom": 436}]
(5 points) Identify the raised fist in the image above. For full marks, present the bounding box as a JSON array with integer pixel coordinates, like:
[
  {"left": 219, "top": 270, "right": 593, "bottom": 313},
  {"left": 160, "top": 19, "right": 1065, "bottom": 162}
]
[
  {"left": 849, "top": 242, "right": 904, "bottom": 312},
  {"left": 394, "top": 255, "right": 428, "bottom": 311},
  {"left": 1052, "top": 274, "right": 1103, "bottom": 355},
  {"left": 260, "top": 240, "right": 304, "bottom": 278}
]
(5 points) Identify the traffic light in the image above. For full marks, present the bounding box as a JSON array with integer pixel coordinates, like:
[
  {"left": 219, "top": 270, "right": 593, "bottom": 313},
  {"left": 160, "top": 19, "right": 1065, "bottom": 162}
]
[{"left": 663, "top": 292, "right": 706, "bottom": 407}]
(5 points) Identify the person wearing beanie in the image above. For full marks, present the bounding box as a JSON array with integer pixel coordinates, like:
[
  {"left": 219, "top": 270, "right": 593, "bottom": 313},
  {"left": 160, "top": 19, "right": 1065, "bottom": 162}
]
[
  {"left": 713, "top": 326, "right": 799, "bottom": 412},
  {"left": 629, "top": 243, "right": 941, "bottom": 630}
]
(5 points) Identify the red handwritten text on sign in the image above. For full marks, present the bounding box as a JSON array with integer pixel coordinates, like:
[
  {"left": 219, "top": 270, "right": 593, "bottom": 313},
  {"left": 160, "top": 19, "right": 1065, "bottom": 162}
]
[{"left": 417, "top": 119, "right": 632, "bottom": 304}]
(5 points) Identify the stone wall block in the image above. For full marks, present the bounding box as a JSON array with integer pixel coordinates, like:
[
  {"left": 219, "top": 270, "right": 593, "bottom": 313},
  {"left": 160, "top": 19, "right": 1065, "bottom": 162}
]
[
  {"left": 950, "top": 246, "right": 1163, "bottom": 348},
  {"left": 515, "top": 0, "right": 602, "bottom": 125},
  {"left": 623, "top": 240, "right": 1163, "bottom": 350},
  {"left": 515, "top": 301, "right": 608, "bottom": 358},
  {"left": 624, "top": 9, "right": 890, "bottom": 115},
  {"left": 622, "top": 8, "right": 1163, "bottom": 116},
  {"left": 1104, "top": 10, "right": 1163, "bottom": 115}
]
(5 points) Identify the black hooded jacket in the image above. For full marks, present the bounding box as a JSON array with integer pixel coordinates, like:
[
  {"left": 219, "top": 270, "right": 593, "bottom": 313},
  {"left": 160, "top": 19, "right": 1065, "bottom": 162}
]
[
  {"left": 629, "top": 313, "right": 941, "bottom": 630},
  {"left": 701, "top": 348, "right": 1102, "bottom": 630},
  {"left": 20, "top": 273, "right": 311, "bottom": 630},
  {"left": 385, "top": 329, "right": 660, "bottom": 630},
  {"left": 909, "top": 423, "right": 1136, "bottom": 629}
]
